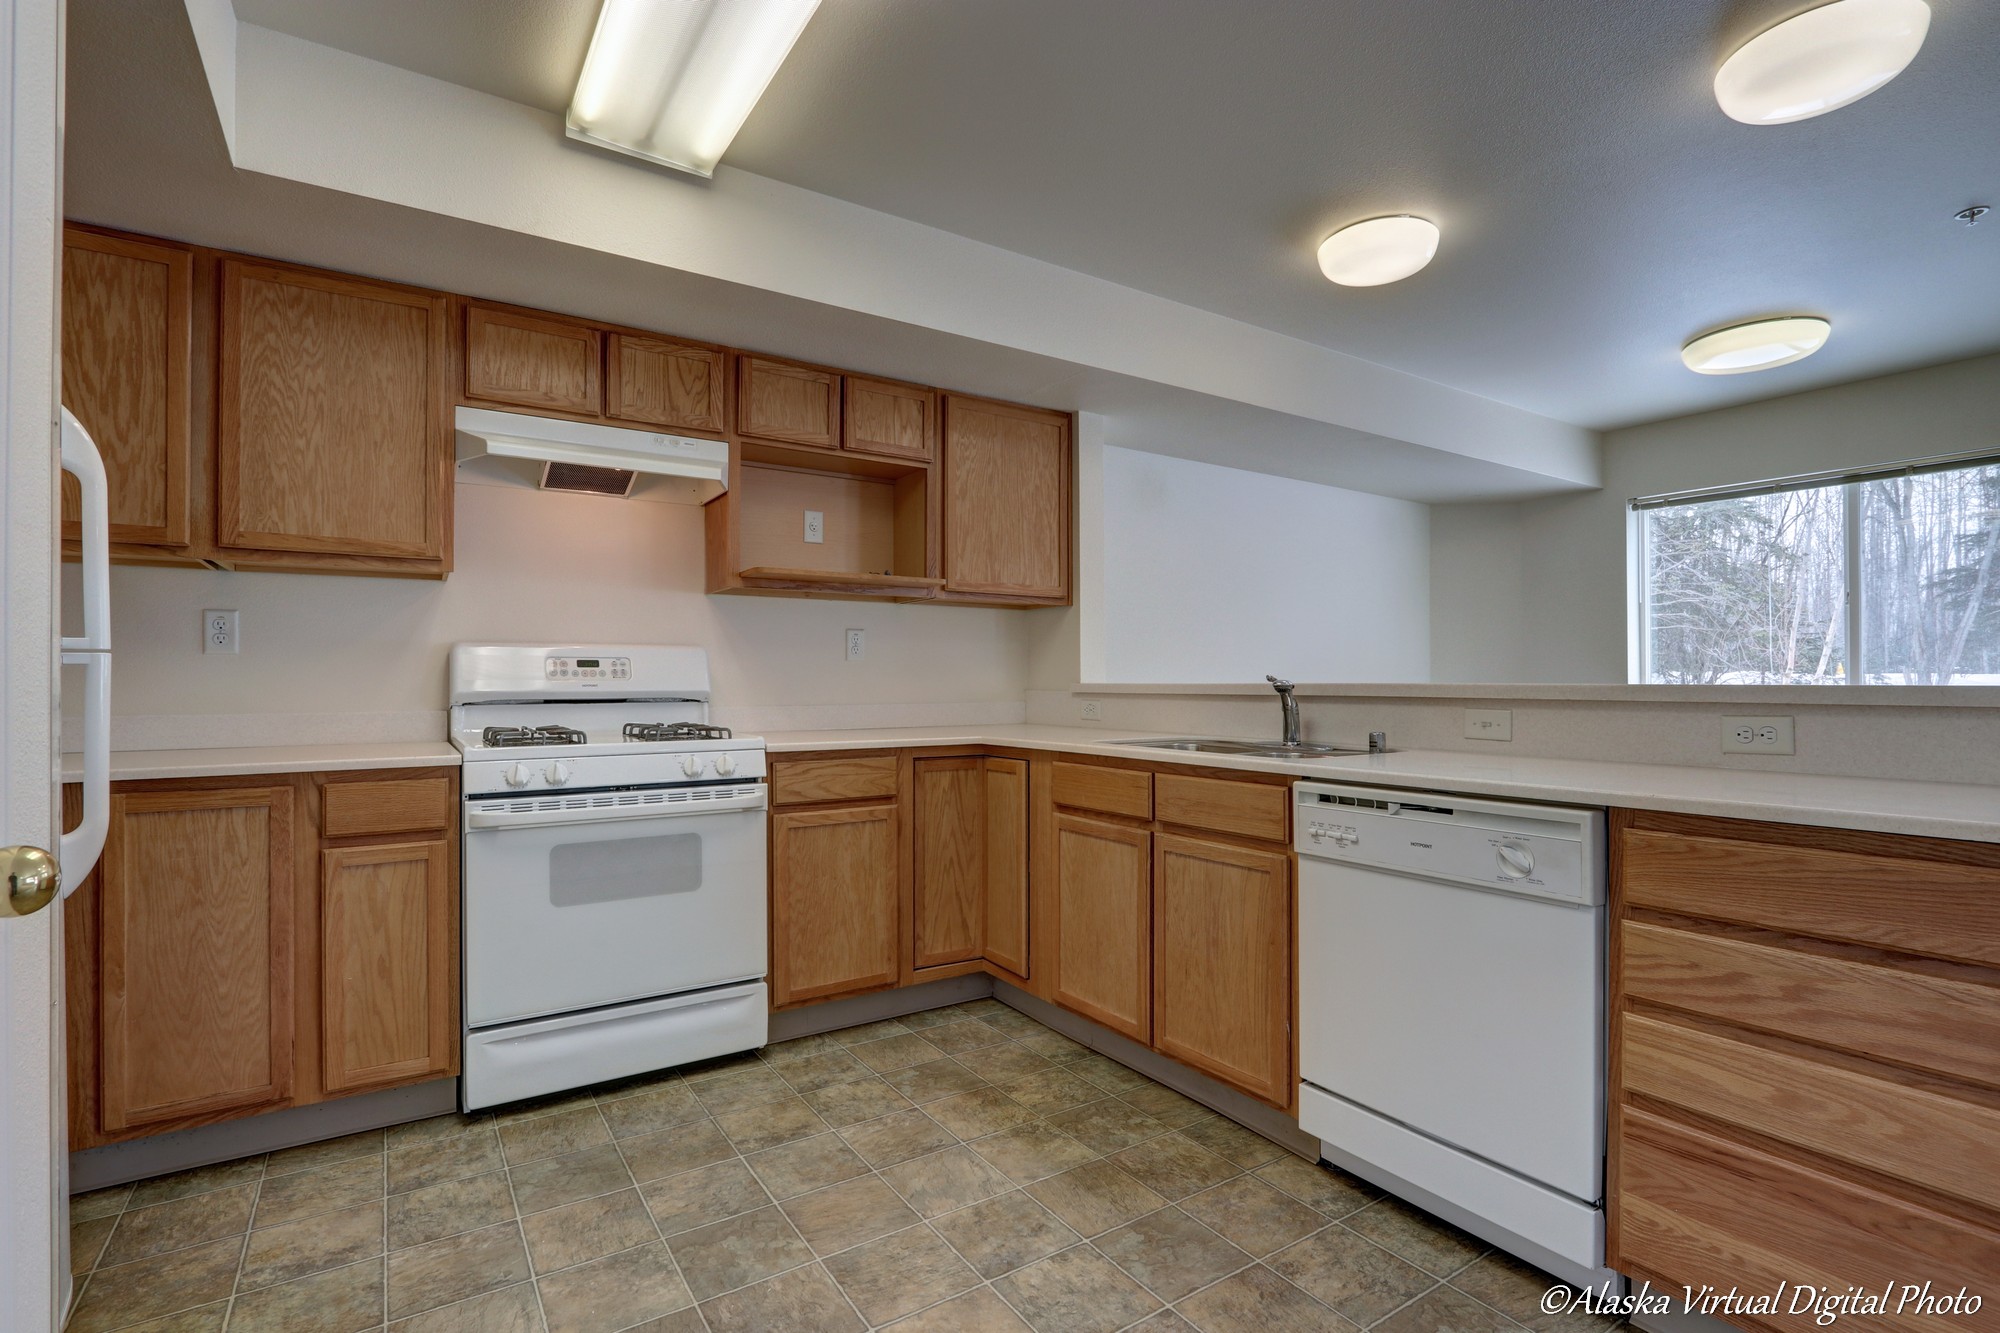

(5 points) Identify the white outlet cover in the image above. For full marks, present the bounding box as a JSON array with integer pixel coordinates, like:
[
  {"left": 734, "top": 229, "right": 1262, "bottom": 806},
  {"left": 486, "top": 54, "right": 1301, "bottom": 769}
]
[
  {"left": 202, "top": 608, "right": 239, "bottom": 654},
  {"left": 1079, "top": 699, "right": 1103, "bottom": 721},
  {"left": 1721, "top": 715, "right": 1794, "bottom": 755},
  {"left": 1463, "top": 708, "right": 1512, "bottom": 742},
  {"left": 845, "top": 628, "right": 864, "bottom": 661},
  {"left": 804, "top": 510, "right": 825, "bottom": 544}
]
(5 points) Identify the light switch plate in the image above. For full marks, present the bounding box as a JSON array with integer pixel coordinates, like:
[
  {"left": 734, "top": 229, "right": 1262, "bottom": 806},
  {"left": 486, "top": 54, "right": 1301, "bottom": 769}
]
[
  {"left": 1722, "top": 715, "right": 1794, "bottom": 754},
  {"left": 202, "top": 609, "right": 238, "bottom": 654},
  {"left": 1463, "top": 708, "right": 1512, "bottom": 741}
]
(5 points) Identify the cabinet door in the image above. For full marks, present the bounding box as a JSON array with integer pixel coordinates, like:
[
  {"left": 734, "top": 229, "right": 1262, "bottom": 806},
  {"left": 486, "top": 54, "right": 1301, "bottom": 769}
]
[
  {"left": 983, "top": 757, "right": 1030, "bottom": 979},
  {"left": 914, "top": 758, "right": 983, "bottom": 970},
  {"left": 738, "top": 356, "right": 839, "bottom": 449},
  {"left": 1152, "top": 833, "right": 1291, "bottom": 1105},
  {"left": 217, "top": 260, "right": 449, "bottom": 559},
  {"left": 608, "top": 332, "right": 726, "bottom": 434},
  {"left": 772, "top": 803, "right": 899, "bottom": 1005},
  {"left": 1052, "top": 814, "right": 1150, "bottom": 1041},
  {"left": 844, "top": 376, "right": 936, "bottom": 462},
  {"left": 321, "top": 840, "right": 456, "bottom": 1094},
  {"left": 97, "top": 786, "right": 294, "bottom": 1133},
  {"left": 61, "top": 228, "right": 192, "bottom": 548},
  {"left": 942, "top": 395, "right": 1070, "bottom": 600},
  {"left": 464, "top": 303, "right": 602, "bottom": 416}
]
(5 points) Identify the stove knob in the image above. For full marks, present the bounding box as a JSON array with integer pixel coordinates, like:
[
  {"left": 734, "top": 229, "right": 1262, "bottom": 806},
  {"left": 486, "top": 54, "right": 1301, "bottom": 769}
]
[
  {"left": 681, "top": 754, "right": 706, "bottom": 778},
  {"left": 504, "top": 762, "right": 532, "bottom": 789},
  {"left": 545, "top": 761, "right": 573, "bottom": 788},
  {"left": 714, "top": 753, "right": 737, "bottom": 778}
]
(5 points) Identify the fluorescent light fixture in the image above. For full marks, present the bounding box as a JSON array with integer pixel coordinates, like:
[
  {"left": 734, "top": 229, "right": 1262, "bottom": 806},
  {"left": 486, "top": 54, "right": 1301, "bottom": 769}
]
[
  {"left": 1715, "top": 0, "right": 1930, "bottom": 125},
  {"left": 567, "top": 0, "right": 821, "bottom": 178},
  {"left": 1681, "top": 317, "right": 1832, "bottom": 374},
  {"left": 1316, "top": 216, "right": 1440, "bottom": 287}
]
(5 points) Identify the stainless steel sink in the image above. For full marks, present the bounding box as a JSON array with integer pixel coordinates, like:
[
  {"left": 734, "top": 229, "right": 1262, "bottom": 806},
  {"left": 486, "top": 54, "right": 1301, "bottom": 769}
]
[{"left": 1109, "top": 737, "right": 1381, "bottom": 759}]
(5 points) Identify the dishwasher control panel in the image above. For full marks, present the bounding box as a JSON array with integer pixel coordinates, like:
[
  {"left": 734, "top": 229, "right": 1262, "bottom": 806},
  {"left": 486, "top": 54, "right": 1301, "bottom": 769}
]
[{"left": 1295, "top": 781, "right": 1604, "bottom": 906}]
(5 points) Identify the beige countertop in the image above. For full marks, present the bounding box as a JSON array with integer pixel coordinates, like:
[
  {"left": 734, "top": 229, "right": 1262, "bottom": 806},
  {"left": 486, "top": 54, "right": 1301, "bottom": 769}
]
[
  {"left": 763, "top": 723, "right": 2000, "bottom": 844},
  {"left": 61, "top": 741, "right": 462, "bottom": 784},
  {"left": 60, "top": 725, "right": 1997, "bottom": 844}
]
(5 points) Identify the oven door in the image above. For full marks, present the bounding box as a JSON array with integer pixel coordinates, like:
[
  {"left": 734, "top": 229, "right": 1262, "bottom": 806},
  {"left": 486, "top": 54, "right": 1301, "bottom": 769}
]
[{"left": 463, "top": 783, "right": 768, "bottom": 1028}]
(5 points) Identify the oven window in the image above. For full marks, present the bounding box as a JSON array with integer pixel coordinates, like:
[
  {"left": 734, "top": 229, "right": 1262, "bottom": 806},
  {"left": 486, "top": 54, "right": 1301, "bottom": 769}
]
[{"left": 550, "top": 832, "right": 703, "bottom": 907}]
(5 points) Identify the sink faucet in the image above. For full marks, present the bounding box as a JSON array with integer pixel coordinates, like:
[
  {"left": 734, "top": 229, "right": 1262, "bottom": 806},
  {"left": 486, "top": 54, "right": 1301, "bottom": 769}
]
[{"left": 1265, "top": 676, "right": 1301, "bottom": 747}]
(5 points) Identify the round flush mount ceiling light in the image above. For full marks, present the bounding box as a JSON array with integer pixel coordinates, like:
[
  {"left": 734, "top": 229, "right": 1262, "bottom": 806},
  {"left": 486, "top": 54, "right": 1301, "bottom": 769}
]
[
  {"left": 1316, "top": 216, "right": 1440, "bottom": 286},
  {"left": 1715, "top": 0, "right": 1930, "bottom": 125},
  {"left": 1681, "top": 317, "right": 1832, "bottom": 374}
]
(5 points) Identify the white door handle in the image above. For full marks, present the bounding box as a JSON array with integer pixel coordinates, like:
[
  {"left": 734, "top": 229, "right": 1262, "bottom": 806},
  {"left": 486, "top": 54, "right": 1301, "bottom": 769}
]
[{"left": 59, "top": 408, "right": 112, "bottom": 888}]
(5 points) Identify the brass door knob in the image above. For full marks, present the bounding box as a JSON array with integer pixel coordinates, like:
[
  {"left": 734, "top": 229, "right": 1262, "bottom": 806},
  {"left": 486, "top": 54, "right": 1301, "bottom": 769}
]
[{"left": 0, "top": 846, "right": 60, "bottom": 917}]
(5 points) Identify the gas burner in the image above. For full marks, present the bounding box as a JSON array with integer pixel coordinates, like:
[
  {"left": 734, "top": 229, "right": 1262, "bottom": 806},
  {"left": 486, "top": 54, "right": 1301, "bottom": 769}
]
[
  {"left": 623, "top": 722, "right": 733, "bottom": 743},
  {"left": 481, "top": 725, "right": 588, "bottom": 748}
]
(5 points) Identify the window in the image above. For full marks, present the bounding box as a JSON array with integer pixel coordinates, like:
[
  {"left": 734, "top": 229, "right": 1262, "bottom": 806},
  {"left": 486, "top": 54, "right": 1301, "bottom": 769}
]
[{"left": 1635, "top": 456, "right": 2000, "bottom": 685}]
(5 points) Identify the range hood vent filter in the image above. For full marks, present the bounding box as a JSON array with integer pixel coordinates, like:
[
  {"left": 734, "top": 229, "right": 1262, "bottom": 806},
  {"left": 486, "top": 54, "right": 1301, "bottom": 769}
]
[{"left": 541, "top": 462, "right": 638, "bottom": 496}]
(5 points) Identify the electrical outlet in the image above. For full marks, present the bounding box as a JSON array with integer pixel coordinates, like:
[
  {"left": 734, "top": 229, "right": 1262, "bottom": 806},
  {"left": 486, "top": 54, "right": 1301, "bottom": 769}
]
[
  {"left": 1079, "top": 699, "right": 1103, "bottom": 721},
  {"left": 1722, "top": 715, "right": 1794, "bottom": 755},
  {"left": 202, "top": 609, "right": 239, "bottom": 654},
  {"left": 845, "top": 628, "right": 865, "bottom": 661},
  {"left": 1463, "top": 708, "right": 1512, "bottom": 741},
  {"left": 804, "top": 510, "right": 825, "bottom": 544}
]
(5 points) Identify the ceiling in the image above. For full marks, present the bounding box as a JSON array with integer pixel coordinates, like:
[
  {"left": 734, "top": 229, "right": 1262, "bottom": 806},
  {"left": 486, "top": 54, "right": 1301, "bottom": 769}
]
[{"left": 231, "top": 0, "right": 2000, "bottom": 431}]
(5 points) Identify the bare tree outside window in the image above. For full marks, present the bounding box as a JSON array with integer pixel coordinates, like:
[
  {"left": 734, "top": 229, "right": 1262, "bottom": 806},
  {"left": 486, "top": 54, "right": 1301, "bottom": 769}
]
[{"left": 1639, "top": 460, "right": 2000, "bottom": 686}]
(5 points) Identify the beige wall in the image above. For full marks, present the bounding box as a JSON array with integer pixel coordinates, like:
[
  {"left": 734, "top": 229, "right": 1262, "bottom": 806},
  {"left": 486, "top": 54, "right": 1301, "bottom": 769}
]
[{"left": 67, "top": 477, "right": 1035, "bottom": 740}]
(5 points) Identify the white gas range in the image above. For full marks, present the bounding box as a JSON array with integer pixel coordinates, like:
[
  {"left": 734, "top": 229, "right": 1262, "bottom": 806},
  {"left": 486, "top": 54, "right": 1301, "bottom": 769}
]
[{"left": 450, "top": 643, "right": 769, "bottom": 1111}]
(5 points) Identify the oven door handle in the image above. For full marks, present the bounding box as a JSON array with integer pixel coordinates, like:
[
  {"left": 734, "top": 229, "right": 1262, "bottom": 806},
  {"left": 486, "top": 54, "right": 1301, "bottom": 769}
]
[{"left": 465, "top": 789, "right": 768, "bottom": 831}]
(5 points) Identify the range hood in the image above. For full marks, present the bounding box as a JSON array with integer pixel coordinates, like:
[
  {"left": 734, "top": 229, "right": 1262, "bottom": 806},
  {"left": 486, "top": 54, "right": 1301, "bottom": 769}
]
[{"left": 455, "top": 406, "right": 728, "bottom": 502}]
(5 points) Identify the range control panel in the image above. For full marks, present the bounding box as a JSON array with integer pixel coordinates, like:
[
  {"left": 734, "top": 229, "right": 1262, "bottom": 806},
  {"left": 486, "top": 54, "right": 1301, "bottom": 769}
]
[{"left": 545, "top": 655, "right": 631, "bottom": 681}]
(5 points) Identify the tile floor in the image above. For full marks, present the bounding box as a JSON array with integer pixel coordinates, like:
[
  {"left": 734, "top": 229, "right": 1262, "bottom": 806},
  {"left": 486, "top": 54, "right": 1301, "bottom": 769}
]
[{"left": 66, "top": 1000, "right": 1617, "bottom": 1333}]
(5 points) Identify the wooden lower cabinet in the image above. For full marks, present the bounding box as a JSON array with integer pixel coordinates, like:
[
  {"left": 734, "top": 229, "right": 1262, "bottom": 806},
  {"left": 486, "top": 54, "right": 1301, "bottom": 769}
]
[
  {"left": 94, "top": 785, "right": 296, "bottom": 1135},
  {"left": 66, "top": 768, "right": 459, "bottom": 1149},
  {"left": 771, "top": 802, "right": 901, "bottom": 1005},
  {"left": 1608, "top": 809, "right": 2000, "bottom": 1326},
  {"left": 981, "top": 758, "right": 1030, "bottom": 978},
  {"left": 1151, "top": 833, "right": 1291, "bottom": 1106},
  {"left": 1051, "top": 813, "right": 1152, "bottom": 1042},
  {"left": 319, "top": 840, "right": 455, "bottom": 1094},
  {"left": 911, "top": 755, "right": 1032, "bottom": 978}
]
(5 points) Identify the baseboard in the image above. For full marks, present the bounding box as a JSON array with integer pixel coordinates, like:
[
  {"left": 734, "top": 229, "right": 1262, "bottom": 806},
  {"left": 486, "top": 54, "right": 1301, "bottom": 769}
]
[
  {"left": 771, "top": 974, "right": 995, "bottom": 1041},
  {"left": 69, "top": 1079, "right": 459, "bottom": 1192},
  {"left": 991, "top": 980, "right": 1320, "bottom": 1162}
]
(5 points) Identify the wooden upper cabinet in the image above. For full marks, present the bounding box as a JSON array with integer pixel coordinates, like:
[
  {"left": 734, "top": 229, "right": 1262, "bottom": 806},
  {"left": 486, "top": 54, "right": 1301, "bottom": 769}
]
[
  {"left": 942, "top": 395, "right": 1071, "bottom": 602},
  {"left": 844, "top": 376, "right": 936, "bottom": 463},
  {"left": 607, "top": 332, "right": 726, "bottom": 435},
  {"left": 463, "top": 302, "right": 602, "bottom": 416},
  {"left": 60, "top": 228, "right": 193, "bottom": 549},
  {"left": 321, "top": 839, "right": 455, "bottom": 1094},
  {"left": 1051, "top": 813, "right": 1151, "bottom": 1042},
  {"left": 738, "top": 355, "right": 839, "bottom": 450},
  {"left": 771, "top": 802, "right": 900, "bottom": 1006},
  {"left": 1152, "top": 833, "right": 1291, "bottom": 1106},
  {"left": 96, "top": 785, "right": 294, "bottom": 1134},
  {"left": 217, "top": 260, "right": 449, "bottom": 561},
  {"left": 914, "top": 758, "right": 984, "bottom": 970}
]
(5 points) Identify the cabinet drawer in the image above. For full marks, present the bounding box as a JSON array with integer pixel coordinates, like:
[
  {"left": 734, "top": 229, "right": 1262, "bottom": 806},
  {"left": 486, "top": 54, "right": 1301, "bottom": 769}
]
[
  {"left": 1621, "top": 1012, "right": 2000, "bottom": 1209},
  {"left": 1620, "top": 825, "right": 2000, "bottom": 968},
  {"left": 321, "top": 778, "right": 453, "bottom": 839},
  {"left": 1052, "top": 762, "right": 1151, "bottom": 820},
  {"left": 1615, "top": 1108, "right": 2000, "bottom": 1318},
  {"left": 771, "top": 755, "right": 899, "bottom": 806},
  {"left": 1155, "top": 774, "right": 1287, "bottom": 842},
  {"left": 1622, "top": 920, "right": 2000, "bottom": 1092}
]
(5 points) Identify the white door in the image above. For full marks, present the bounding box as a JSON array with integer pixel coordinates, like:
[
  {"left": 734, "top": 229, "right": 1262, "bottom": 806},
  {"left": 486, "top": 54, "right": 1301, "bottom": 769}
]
[{"left": 0, "top": 0, "right": 69, "bottom": 1327}]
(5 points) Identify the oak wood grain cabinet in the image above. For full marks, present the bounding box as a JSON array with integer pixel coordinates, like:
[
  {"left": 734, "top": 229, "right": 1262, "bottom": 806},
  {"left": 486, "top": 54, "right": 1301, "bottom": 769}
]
[
  {"left": 771, "top": 802, "right": 902, "bottom": 1006},
  {"left": 217, "top": 258, "right": 451, "bottom": 569},
  {"left": 65, "top": 767, "right": 460, "bottom": 1149},
  {"left": 981, "top": 758, "right": 1031, "bottom": 979},
  {"left": 1050, "top": 812, "right": 1152, "bottom": 1042},
  {"left": 940, "top": 394, "right": 1072, "bottom": 604},
  {"left": 60, "top": 226, "right": 194, "bottom": 554},
  {"left": 607, "top": 331, "right": 727, "bottom": 434},
  {"left": 738, "top": 355, "right": 840, "bottom": 450},
  {"left": 1607, "top": 810, "right": 2000, "bottom": 1323},
  {"left": 1151, "top": 833, "right": 1291, "bottom": 1106},
  {"left": 912, "top": 755, "right": 1031, "bottom": 979},
  {"left": 92, "top": 784, "right": 296, "bottom": 1137},
  {"left": 844, "top": 375, "right": 936, "bottom": 463},
  {"left": 463, "top": 302, "right": 602, "bottom": 416}
]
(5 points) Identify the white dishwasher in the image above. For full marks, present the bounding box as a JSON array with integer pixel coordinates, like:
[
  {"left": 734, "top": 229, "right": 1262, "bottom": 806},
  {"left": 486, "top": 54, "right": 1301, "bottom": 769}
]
[{"left": 1294, "top": 781, "right": 1613, "bottom": 1288}]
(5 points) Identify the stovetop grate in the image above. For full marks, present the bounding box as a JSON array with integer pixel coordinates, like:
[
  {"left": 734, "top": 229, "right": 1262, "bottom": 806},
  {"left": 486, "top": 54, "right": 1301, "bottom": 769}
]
[
  {"left": 622, "top": 722, "right": 733, "bottom": 742},
  {"left": 480, "top": 725, "right": 588, "bottom": 748}
]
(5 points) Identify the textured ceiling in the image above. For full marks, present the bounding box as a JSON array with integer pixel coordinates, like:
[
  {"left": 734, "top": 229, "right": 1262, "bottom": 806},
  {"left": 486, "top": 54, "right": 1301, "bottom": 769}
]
[{"left": 222, "top": 0, "right": 2000, "bottom": 428}]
